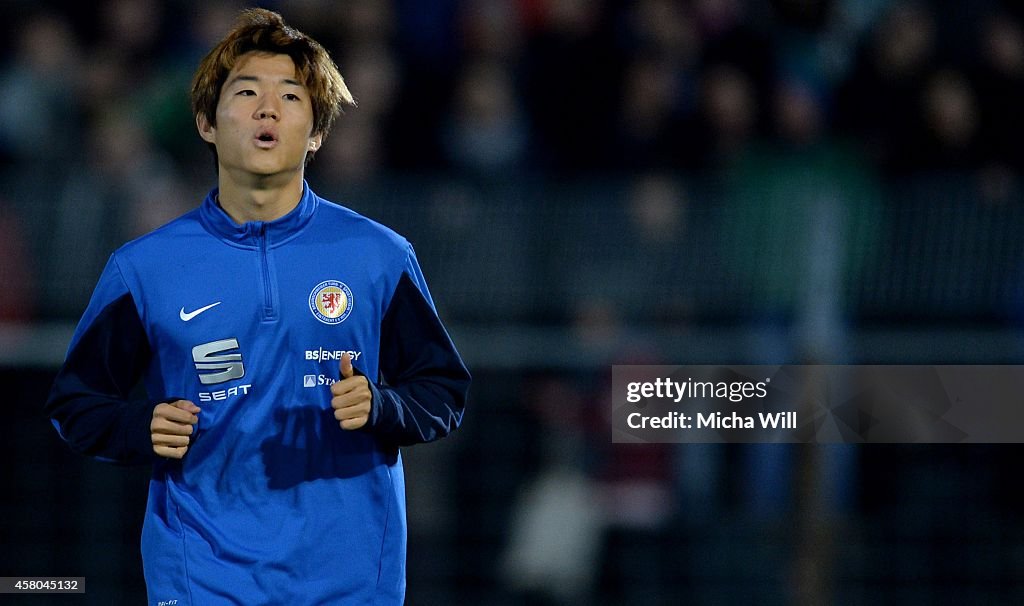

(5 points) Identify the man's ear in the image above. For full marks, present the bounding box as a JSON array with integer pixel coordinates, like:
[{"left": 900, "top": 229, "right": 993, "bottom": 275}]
[
  {"left": 308, "top": 132, "right": 324, "bottom": 152},
  {"left": 196, "top": 113, "right": 216, "bottom": 144}
]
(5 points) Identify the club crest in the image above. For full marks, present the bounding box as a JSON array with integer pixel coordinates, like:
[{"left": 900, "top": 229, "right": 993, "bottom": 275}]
[{"left": 309, "top": 280, "right": 354, "bottom": 324}]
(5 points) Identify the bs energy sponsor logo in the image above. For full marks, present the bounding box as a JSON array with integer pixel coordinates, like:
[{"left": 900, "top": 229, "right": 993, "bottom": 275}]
[
  {"left": 309, "top": 280, "right": 354, "bottom": 325},
  {"left": 305, "top": 348, "right": 362, "bottom": 362}
]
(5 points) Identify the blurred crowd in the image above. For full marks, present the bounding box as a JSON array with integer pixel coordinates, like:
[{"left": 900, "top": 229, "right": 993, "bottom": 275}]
[
  {"left": 8, "top": 0, "right": 1024, "bottom": 174},
  {"left": 2, "top": 0, "right": 1024, "bottom": 323}
]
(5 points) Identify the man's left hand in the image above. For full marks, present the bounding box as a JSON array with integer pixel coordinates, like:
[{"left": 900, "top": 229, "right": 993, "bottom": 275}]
[{"left": 330, "top": 352, "right": 372, "bottom": 430}]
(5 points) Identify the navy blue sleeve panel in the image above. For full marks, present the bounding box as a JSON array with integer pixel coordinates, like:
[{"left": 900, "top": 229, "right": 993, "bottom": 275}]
[
  {"left": 368, "top": 249, "right": 471, "bottom": 446},
  {"left": 45, "top": 263, "right": 158, "bottom": 465}
]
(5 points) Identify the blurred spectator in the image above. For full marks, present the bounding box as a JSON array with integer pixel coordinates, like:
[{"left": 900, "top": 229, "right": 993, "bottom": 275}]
[
  {"left": 0, "top": 12, "right": 82, "bottom": 164},
  {"left": 836, "top": 2, "right": 936, "bottom": 174},
  {"left": 459, "top": 0, "right": 525, "bottom": 63},
  {"left": 43, "top": 108, "right": 187, "bottom": 319},
  {"left": 522, "top": 0, "right": 619, "bottom": 171},
  {"left": 79, "top": 47, "right": 135, "bottom": 119},
  {"left": 552, "top": 173, "right": 694, "bottom": 326},
  {"left": 627, "top": 173, "right": 687, "bottom": 246},
  {"left": 188, "top": 0, "right": 249, "bottom": 52},
  {"left": 442, "top": 61, "right": 529, "bottom": 177},
  {"left": 769, "top": 0, "right": 836, "bottom": 91},
  {"left": 915, "top": 68, "right": 983, "bottom": 172},
  {"left": 695, "top": 63, "right": 760, "bottom": 169},
  {"left": 696, "top": 0, "right": 776, "bottom": 107},
  {"left": 501, "top": 372, "right": 601, "bottom": 604},
  {"left": 615, "top": 55, "right": 697, "bottom": 170},
  {"left": 723, "top": 77, "right": 872, "bottom": 605},
  {"left": 629, "top": 0, "right": 702, "bottom": 62},
  {"left": 342, "top": 43, "right": 400, "bottom": 122},
  {"left": 975, "top": 12, "right": 1024, "bottom": 174},
  {"left": 311, "top": 113, "right": 386, "bottom": 188},
  {"left": 724, "top": 77, "right": 882, "bottom": 350},
  {"left": 98, "top": 0, "right": 165, "bottom": 66},
  {"left": 502, "top": 339, "right": 676, "bottom": 605},
  {"left": 331, "top": 43, "right": 400, "bottom": 179},
  {"left": 334, "top": 0, "right": 396, "bottom": 48}
]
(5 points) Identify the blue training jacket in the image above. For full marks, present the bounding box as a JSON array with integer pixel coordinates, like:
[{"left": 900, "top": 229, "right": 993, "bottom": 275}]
[{"left": 45, "top": 183, "right": 471, "bottom": 605}]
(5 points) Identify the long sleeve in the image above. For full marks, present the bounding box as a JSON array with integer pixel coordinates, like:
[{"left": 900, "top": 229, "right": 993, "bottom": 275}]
[
  {"left": 45, "top": 255, "right": 158, "bottom": 465},
  {"left": 365, "top": 245, "right": 470, "bottom": 446}
]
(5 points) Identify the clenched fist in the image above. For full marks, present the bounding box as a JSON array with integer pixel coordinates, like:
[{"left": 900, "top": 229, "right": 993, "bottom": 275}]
[{"left": 152, "top": 400, "right": 200, "bottom": 459}]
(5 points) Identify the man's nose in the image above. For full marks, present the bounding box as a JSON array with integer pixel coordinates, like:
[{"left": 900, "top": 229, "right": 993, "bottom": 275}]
[{"left": 254, "top": 98, "right": 280, "bottom": 120}]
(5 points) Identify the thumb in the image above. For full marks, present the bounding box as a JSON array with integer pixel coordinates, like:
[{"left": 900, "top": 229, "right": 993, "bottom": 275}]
[
  {"left": 173, "top": 399, "right": 201, "bottom": 414},
  {"left": 340, "top": 351, "right": 353, "bottom": 379}
]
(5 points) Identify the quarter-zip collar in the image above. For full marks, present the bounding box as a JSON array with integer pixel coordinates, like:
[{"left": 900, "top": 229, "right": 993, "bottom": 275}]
[{"left": 199, "top": 181, "right": 318, "bottom": 248}]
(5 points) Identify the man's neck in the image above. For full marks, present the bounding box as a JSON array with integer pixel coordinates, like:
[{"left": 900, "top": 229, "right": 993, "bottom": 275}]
[{"left": 216, "top": 169, "right": 305, "bottom": 224}]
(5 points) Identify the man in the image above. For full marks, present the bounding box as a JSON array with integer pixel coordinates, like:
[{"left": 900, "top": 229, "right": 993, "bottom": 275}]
[{"left": 45, "top": 9, "right": 470, "bottom": 605}]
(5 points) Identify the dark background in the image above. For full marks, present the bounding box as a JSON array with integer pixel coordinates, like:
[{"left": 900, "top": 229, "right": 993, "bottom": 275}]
[{"left": 3, "top": 0, "right": 1024, "bottom": 603}]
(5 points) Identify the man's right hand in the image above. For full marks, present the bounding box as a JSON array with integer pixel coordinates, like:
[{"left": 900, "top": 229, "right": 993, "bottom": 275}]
[{"left": 151, "top": 400, "right": 201, "bottom": 459}]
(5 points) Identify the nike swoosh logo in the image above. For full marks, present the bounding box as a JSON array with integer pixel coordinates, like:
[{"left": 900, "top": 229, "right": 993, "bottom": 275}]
[{"left": 180, "top": 302, "right": 222, "bottom": 322}]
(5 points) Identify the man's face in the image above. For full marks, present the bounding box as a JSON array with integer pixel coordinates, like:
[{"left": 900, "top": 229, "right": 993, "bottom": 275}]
[{"left": 198, "top": 52, "right": 321, "bottom": 179}]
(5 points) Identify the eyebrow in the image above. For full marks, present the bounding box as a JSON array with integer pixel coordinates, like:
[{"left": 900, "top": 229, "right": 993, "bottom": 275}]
[{"left": 226, "top": 74, "right": 304, "bottom": 88}]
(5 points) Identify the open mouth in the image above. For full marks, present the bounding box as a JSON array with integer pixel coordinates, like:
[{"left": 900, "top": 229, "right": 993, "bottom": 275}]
[{"left": 254, "top": 130, "right": 278, "bottom": 148}]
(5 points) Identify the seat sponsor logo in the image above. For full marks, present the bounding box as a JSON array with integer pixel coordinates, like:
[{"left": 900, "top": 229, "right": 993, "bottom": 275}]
[
  {"left": 309, "top": 280, "right": 354, "bottom": 324},
  {"left": 192, "top": 338, "right": 245, "bottom": 385},
  {"left": 199, "top": 384, "right": 253, "bottom": 402}
]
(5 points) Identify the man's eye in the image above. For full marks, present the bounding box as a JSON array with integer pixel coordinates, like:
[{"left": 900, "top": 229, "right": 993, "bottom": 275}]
[
  {"left": 237, "top": 89, "right": 256, "bottom": 96},
  {"left": 284, "top": 93, "right": 300, "bottom": 101}
]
